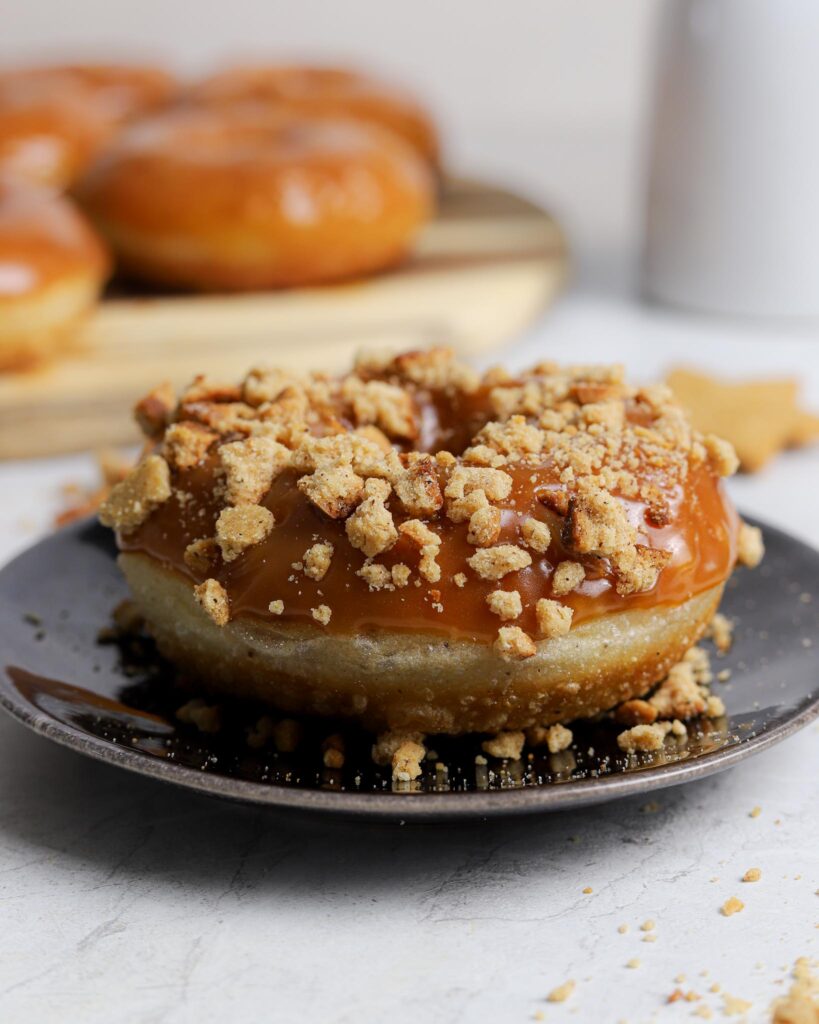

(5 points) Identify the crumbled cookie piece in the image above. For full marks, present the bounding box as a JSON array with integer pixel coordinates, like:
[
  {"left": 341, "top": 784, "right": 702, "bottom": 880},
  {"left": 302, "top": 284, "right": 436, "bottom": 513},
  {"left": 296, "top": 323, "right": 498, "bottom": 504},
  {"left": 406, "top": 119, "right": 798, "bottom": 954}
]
[
  {"left": 482, "top": 730, "right": 525, "bottom": 759},
  {"left": 219, "top": 436, "right": 290, "bottom": 505},
  {"left": 705, "top": 695, "right": 726, "bottom": 718},
  {"left": 546, "top": 980, "right": 575, "bottom": 1004},
  {"left": 98, "top": 454, "right": 172, "bottom": 532},
  {"left": 702, "top": 434, "right": 740, "bottom": 477},
  {"left": 164, "top": 421, "right": 218, "bottom": 470},
  {"left": 614, "top": 699, "right": 658, "bottom": 726},
  {"left": 391, "top": 563, "right": 411, "bottom": 588},
  {"left": 345, "top": 479, "right": 397, "bottom": 558},
  {"left": 552, "top": 560, "right": 585, "bottom": 596},
  {"left": 453, "top": 572, "right": 467, "bottom": 588},
  {"left": 311, "top": 604, "right": 332, "bottom": 626},
  {"left": 649, "top": 662, "right": 706, "bottom": 720},
  {"left": 393, "top": 456, "right": 443, "bottom": 517},
  {"left": 398, "top": 519, "right": 442, "bottom": 582},
  {"left": 467, "top": 505, "right": 502, "bottom": 547},
  {"left": 708, "top": 612, "right": 734, "bottom": 653},
  {"left": 720, "top": 897, "right": 744, "bottom": 917},
  {"left": 521, "top": 517, "right": 551, "bottom": 554},
  {"left": 467, "top": 544, "right": 532, "bottom": 581},
  {"left": 742, "top": 868, "right": 761, "bottom": 883},
  {"left": 486, "top": 589, "right": 522, "bottom": 621},
  {"left": 215, "top": 504, "right": 274, "bottom": 562},
  {"left": 342, "top": 377, "right": 418, "bottom": 439},
  {"left": 372, "top": 729, "right": 426, "bottom": 765},
  {"left": 446, "top": 488, "right": 489, "bottom": 523},
  {"left": 268, "top": 599, "right": 284, "bottom": 615},
  {"left": 737, "top": 522, "right": 764, "bottom": 568},
  {"left": 543, "top": 723, "right": 573, "bottom": 753},
  {"left": 193, "top": 578, "right": 229, "bottom": 626},
  {"left": 444, "top": 466, "right": 513, "bottom": 502},
  {"left": 297, "top": 464, "right": 364, "bottom": 519},
  {"left": 617, "top": 722, "right": 671, "bottom": 753},
  {"left": 392, "top": 740, "right": 426, "bottom": 782},
  {"left": 493, "top": 626, "right": 537, "bottom": 660},
  {"left": 134, "top": 381, "right": 175, "bottom": 438},
  {"left": 535, "top": 598, "right": 573, "bottom": 638},
  {"left": 357, "top": 562, "right": 392, "bottom": 591},
  {"left": 176, "top": 697, "right": 221, "bottom": 733},
  {"left": 303, "top": 542, "right": 334, "bottom": 581},
  {"left": 183, "top": 537, "right": 219, "bottom": 575}
]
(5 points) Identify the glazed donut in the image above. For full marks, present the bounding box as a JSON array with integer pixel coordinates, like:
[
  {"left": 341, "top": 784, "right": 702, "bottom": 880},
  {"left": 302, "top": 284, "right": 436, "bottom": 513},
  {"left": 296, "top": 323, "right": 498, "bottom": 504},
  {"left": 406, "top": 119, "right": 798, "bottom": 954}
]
[
  {"left": 75, "top": 106, "right": 435, "bottom": 291},
  {"left": 187, "top": 64, "right": 440, "bottom": 169},
  {"left": 0, "top": 177, "right": 109, "bottom": 370},
  {"left": 100, "top": 348, "right": 746, "bottom": 735},
  {"left": 0, "top": 64, "right": 176, "bottom": 189}
]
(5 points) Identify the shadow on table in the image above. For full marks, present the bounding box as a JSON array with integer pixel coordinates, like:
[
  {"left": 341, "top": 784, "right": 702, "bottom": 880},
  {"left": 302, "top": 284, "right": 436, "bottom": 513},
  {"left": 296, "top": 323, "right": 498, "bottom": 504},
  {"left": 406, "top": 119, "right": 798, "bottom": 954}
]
[{"left": 0, "top": 716, "right": 728, "bottom": 904}]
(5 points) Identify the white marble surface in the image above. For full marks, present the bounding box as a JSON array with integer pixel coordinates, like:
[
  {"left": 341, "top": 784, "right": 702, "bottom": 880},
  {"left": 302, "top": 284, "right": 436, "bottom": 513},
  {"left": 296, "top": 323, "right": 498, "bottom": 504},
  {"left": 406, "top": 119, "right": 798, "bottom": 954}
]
[{"left": 0, "top": 288, "right": 817, "bottom": 1024}]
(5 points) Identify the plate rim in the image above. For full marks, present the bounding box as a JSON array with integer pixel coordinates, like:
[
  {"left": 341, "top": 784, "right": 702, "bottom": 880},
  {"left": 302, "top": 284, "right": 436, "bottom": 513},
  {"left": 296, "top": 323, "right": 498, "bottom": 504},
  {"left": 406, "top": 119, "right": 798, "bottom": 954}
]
[{"left": 0, "top": 515, "right": 817, "bottom": 821}]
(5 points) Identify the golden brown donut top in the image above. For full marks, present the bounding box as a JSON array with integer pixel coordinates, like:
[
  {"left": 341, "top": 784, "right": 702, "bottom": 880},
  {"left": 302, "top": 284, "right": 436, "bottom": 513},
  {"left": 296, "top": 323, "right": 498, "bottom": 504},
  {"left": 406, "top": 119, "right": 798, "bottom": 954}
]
[
  {"left": 102, "top": 349, "right": 745, "bottom": 657},
  {"left": 0, "top": 178, "right": 110, "bottom": 296},
  {"left": 75, "top": 106, "right": 433, "bottom": 235},
  {"left": 187, "top": 64, "right": 440, "bottom": 167}
]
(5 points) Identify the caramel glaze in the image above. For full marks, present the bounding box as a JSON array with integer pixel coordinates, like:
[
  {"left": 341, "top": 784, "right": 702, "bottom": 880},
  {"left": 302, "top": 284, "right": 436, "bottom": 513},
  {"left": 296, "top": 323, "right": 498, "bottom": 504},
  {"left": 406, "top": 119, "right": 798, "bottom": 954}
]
[
  {"left": 0, "top": 179, "right": 109, "bottom": 296},
  {"left": 123, "top": 387, "right": 740, "bottom": 645}
]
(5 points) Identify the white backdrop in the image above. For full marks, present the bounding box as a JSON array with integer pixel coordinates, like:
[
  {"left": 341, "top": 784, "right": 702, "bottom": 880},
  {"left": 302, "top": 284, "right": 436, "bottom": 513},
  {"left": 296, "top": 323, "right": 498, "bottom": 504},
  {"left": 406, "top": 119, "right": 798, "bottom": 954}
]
[{"left": 1, "top": 0, "right": 659, "bottom": 278}]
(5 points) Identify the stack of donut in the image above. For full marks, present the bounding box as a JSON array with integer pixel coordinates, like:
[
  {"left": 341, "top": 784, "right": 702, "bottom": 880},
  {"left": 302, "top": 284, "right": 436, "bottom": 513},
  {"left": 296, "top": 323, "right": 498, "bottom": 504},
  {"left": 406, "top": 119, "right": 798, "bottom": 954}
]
[{"left": 0, "top": 60, "right": 439, "bottom": 369}]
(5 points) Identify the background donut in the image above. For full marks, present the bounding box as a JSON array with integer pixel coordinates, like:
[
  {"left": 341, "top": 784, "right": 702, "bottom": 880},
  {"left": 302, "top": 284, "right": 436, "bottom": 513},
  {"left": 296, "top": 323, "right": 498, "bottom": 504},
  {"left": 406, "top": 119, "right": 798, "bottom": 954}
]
[{"left": 75, "top": 106, "right": 435, "bottom": 291}]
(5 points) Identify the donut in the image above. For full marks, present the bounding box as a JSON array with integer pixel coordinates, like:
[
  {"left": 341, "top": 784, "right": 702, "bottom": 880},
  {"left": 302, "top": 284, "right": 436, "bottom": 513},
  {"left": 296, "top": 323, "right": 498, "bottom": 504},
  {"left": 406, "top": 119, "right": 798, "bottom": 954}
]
[
  {"left": 0, "top": 64, "right": 176, "bottom": 189},
  {"left": 0, "top": 79, "right": 110, "bottom": 190},
  {"left": 0, "top": 177, "right": 110, "bottom": 370},
  {"left": 75, "top": 106, "right": 435, "bottom": 291},
  {"left": 99, "top": 348, "right": 750, "bottom": 736},
  {"left": 187, "top": 64, "right": 440, "bottom": 169}
]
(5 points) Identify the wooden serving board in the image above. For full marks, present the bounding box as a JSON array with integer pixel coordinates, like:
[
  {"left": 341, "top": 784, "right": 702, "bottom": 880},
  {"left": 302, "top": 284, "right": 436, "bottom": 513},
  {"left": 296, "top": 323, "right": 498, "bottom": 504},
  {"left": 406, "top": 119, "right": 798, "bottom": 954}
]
[{"left": 0, "top": 178, "right": 567, "bottom": 458}]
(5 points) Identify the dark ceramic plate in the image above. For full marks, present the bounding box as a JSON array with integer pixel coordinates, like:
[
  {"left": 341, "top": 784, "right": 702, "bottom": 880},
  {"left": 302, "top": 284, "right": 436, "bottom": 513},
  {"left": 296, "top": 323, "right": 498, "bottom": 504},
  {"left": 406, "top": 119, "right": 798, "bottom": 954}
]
[{"left": 0, "top": 518, "right": 817, "bottom": 820}]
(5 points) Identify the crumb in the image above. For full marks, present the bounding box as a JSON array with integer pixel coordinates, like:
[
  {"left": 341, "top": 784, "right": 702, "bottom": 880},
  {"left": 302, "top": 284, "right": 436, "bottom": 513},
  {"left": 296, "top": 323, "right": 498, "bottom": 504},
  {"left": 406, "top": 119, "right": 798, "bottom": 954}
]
[
  {"left": 552, "top": 560, "right": 585, "bottom": 596},
  {"left": 640, "top": 920, "right": 655, "bottom": 932},
  {"left": 303, "top": 542, "right": 334, "bottom": 581},
  {"left": 582, "top": 886, "right": 593, "bottom": 894},
  {"left": 521, "top": 517, "right": 551, "bottom": 553},
  {"left": 750, "top": 805, "right": 762, "bottom": 818},
  {"left": 737, "top": 522, "right": 765, "bottom": 568},
  {"left": 482, "top": 730, "right": 525, "bottom": 760},
  {"left": 392, "top": 740, "right": 426, "bottom": 782},
  {"left": 268, "top": 599, "right": 284, "bottom": 615},
  {"left": 614, "top": 699, "right": 658, "bottom": 726},
  {"left": 486, "top": 589, "right": 523, "bottom": 621},
  {"left": 617, "top": 722, "right": 671, "bottom": 753},
  {"left": 183, "top": 537, "right": 219, "bottom": 574},
  {"left": 98, "top": 454, "right": 172, "bottom": 532},
  {"left": 721, "top": 993, "right": 752, "bottom": 1016},
  {"left": 708, "top": 612, "right": 734, "bottom": 653},
  {"left": 493, "top": 625, "right": 536, "bottom": 661},
  {"left": 546, "top": 980, "right": 575, "bottom": 1003},
  {"left": 535, "top": 598, "right": 573, "bottom": 638},
  {"left": 322, "top": 733, "right": 345, "bottom": 769},
  {"left": 467, "top": 544, "right": 532, "bottom": 581},
  {"left": 193, "top": 578, "right": 229, "bottom": 626},
  {"left": 215, "top": 504, "right": 274, "bottom": 562},
  {"left": 742, "top": 868, "right": 761, "bottom": 883},
  {"left": 467, "top": 505, "right": 502, "bottom": 547},
  {"left": 626, "top": 958, "right": 641, "bottom": 969},
  {"left": 526, "top": 722, "right": 573, "bottom": 754},
  {"left": 453, "top": 572, "right": 467, "bottom": 588},
  {"left": 311, "top": 604, "right": 332, "bottom": 626},
  {"left": 176, "top": 698, "right": 221, "bottom": 733},
  {"left": 720, "top": 897, "right": 744, "bottom": 916},
  {"left": 618, "top": 924, "right": 629, "bottom": 934}
]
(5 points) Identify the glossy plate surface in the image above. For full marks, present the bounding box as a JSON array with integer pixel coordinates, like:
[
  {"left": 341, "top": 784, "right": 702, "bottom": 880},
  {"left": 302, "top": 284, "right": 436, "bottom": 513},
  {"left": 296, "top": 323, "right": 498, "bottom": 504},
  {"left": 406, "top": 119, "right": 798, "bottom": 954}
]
[{"left": 0, "top": 518, "right": 816, "bottom": 820}]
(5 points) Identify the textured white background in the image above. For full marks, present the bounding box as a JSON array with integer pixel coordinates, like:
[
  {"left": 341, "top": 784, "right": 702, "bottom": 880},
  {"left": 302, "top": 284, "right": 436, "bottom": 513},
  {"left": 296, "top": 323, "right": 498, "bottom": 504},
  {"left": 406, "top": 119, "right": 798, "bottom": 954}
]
[{"left": 1, "top": 3, "right": 818, "bottom": 1021}]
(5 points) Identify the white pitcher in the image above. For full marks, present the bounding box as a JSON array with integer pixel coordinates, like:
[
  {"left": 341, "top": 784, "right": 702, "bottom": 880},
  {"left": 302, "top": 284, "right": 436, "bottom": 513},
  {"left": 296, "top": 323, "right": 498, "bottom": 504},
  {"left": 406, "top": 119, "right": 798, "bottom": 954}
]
[{"left": 642, "top": 0, "right": 819, "bottom": 318}]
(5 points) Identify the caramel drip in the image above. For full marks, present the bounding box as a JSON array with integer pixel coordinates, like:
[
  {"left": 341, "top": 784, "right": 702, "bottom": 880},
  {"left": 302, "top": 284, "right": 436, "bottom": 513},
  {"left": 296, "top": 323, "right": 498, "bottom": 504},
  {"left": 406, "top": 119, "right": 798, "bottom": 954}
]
[{"left": 123, "top": 453, "right": 739, "bottom": 644}]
